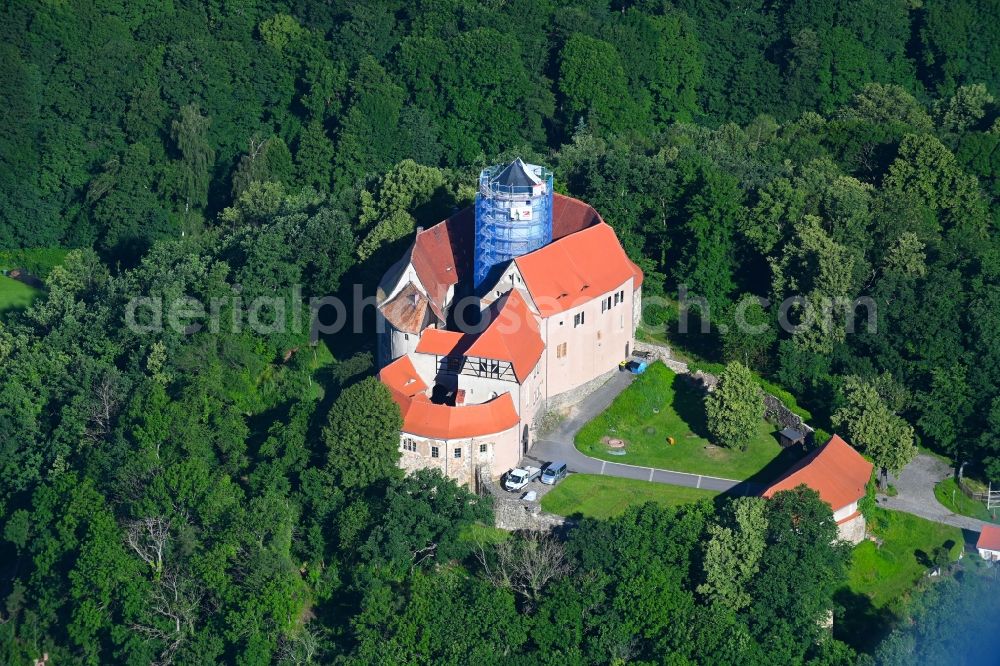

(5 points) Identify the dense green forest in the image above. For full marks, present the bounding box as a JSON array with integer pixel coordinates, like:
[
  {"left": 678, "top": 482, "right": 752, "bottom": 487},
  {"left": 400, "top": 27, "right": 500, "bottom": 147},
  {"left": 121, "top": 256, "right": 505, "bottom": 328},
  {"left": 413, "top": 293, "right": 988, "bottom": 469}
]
[{"left": 3, "top": 0, "right": 1000, "bottom": 663}]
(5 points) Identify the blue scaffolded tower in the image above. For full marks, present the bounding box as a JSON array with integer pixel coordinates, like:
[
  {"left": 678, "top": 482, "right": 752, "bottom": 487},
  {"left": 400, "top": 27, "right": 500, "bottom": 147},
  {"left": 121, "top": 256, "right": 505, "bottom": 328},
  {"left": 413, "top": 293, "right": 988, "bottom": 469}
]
[{"left": 473, "top": 158, "right": 554, "bottom": 290}]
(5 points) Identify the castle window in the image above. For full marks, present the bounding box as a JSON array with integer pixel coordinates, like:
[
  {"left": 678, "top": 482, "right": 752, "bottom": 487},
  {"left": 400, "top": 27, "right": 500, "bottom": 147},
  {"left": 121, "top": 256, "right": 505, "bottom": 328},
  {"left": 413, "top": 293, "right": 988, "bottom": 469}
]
[
  {"left": 614, "top": 292, "right": 620, "bottom": 306},
  {"left": 480, "top": 443, "right": 488, "bottom": 453},
  {"left": 402, "top": 438, "right": 417, "bottom": 452},
  {"left": 454, "top": 447, "right": 462, "bottom": 458},
  {"left": 574, "top": 312, "right": 585, "bottom": 327},
  {"left": 556, "top": 342, "right": 567, "bottom": 358},
  {"left": 431, "top": 446, "right": 439, "bottom": 458}
]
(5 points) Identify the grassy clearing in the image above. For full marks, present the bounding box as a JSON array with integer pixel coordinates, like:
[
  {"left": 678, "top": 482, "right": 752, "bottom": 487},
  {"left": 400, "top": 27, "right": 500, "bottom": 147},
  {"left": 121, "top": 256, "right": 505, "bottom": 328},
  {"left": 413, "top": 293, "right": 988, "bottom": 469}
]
[
  {"left": 835, "top": 507, "right": 964, "bottom": 651},
  {"left": 845, "top": 508, "right": 963, "bottom": 606},
  {"left": 934, "top": 478, "right": 999, "bottom": 523},
  {"left": 540, "top": 473, "right": 719, "bottom": 519},
  {"left": 0, "top": 275, "right": 41, "bottom": 317},
  {"left": 459, "top": 523, "right": 510, "bottom": 544},
  {"left": 575, "top": 362, "right": 794, "bottom": 482}
]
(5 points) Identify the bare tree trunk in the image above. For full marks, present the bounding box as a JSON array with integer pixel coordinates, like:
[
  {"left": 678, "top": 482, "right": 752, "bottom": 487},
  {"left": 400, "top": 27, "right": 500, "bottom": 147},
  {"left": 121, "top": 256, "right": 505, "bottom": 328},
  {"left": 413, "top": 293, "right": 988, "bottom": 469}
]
[{"left": 476, "top": 530, "right": 571, "bottom": 610}]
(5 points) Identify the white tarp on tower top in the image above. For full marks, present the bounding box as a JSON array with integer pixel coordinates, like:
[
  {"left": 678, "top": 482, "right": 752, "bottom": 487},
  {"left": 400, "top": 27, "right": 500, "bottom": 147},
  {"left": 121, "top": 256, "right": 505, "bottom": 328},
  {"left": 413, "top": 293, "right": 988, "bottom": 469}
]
[{"left": 490, "top": 158, "right": 543, "bottom": 189}]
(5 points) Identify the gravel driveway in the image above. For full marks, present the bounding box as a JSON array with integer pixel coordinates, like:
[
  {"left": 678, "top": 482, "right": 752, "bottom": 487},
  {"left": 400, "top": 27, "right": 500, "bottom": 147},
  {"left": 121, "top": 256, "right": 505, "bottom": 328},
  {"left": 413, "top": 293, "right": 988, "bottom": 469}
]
[{"left": 880, "top": 453, "right": 992, "bottom": 533}]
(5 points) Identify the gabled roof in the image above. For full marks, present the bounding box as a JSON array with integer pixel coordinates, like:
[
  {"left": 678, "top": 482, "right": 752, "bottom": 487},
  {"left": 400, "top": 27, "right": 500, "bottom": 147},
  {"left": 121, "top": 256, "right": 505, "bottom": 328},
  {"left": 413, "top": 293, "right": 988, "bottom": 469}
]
[
  {"left": 491, "top": 158, "right": 542, "bottom": 188},
  {"left": 378, "top": 355, "right": 427, "bottom": 398},
  {"left": 978, "top": 524, "right": 1000, "bottom": 552},
  {"left": 380, "top": 282, "right": 429, "bottom": 334},
  {"left": 410, "top": 207, "right": 474, "bottom": 320},
  {"left": 397, "top": 194, "right": 604, "bottom": 323},
  {"left": 414, "top": 291, "right": 543, "bottom": 383},
  {"left": 415, "top": 328, "right": 466, "bottom": 356},
  {"left": 763, "top": 434, "right": 874, "bottom": 512},
  {"left": 514, "top": 223, "right": 644, "bottom": 316},
  {"left": 465, "top": 290, "right": 544, "bottom": 382}
]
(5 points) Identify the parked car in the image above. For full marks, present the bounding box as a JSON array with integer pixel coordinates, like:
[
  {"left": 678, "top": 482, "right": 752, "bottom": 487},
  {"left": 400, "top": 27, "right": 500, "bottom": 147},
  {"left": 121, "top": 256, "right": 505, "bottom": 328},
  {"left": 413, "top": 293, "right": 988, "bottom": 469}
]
[
  {"left": 504, "top": 466, "right": 541, "bottom": 492},
  {"left": 540, "top": 461, "right": 568, "bottom": 485}
]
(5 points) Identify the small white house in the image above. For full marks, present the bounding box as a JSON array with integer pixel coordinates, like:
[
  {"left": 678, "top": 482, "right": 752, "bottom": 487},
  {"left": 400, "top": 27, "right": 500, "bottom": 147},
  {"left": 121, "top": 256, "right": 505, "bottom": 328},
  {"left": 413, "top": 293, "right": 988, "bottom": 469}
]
[{"left": 977, "top": 524, "right": 1000, "bottom": 561}]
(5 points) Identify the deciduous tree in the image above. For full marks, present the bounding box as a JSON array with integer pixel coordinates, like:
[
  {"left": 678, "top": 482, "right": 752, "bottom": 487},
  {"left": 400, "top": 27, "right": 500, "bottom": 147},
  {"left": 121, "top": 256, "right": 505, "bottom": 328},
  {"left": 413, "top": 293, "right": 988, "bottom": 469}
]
[{"left": 706, "top": 362, "right": 764, "bottom": 450}]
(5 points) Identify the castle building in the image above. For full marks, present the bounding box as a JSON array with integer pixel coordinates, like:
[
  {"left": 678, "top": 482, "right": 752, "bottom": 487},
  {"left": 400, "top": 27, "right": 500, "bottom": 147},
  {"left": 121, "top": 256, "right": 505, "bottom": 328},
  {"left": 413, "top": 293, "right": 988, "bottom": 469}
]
[{"left": 376, "top": 159, "right": 643, "bottom": 486}]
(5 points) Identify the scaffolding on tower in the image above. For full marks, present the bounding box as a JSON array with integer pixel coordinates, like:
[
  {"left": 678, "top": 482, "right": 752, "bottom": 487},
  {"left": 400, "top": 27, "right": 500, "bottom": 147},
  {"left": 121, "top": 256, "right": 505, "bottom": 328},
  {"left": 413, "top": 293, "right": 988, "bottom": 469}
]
[{"left": 473, "top": 158, "right": 553, "bottom": 290}]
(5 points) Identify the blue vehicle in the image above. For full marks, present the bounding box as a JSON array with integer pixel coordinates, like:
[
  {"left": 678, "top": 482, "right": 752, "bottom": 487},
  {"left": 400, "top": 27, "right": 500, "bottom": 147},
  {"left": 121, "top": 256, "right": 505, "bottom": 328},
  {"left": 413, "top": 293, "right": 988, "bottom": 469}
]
[{"left": 619, "top": 360, "right": 647, "bottom": 374}]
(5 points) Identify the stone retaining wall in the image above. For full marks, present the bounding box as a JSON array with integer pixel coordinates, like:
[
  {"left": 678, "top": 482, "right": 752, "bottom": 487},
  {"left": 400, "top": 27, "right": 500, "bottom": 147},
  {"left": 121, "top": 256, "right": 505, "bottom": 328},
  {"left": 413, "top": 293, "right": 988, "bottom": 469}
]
[
  {"left": 478, "top": 465, "right": 567, "bottom": 532},
  {"left": 543, "top": 367, "right": 617, "bottom": 415},
  {"left": 634, "top": 339, "right": 814, "bottom": 443}
]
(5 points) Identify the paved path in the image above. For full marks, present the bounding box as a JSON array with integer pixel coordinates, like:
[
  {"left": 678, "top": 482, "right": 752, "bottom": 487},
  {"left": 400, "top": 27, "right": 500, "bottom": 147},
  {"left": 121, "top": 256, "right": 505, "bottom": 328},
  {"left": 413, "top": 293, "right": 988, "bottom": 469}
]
[
  {"left": 880, "top": 453, "right": 993, "bottom": 533},
  {"left": 525, "top": 372, "right": 993, "bottom": 535},
  {"left": 525, "top": 372, "right": 758, "bottom": 496}
]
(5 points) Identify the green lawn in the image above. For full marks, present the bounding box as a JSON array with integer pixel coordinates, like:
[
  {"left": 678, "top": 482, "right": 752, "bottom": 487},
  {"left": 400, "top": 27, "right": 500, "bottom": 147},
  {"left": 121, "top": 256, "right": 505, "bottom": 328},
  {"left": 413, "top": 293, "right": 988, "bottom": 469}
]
[
  {"left": 0, "top": 275, "right": 41, "bottom": 317},
  {"left": 459, "top": 523, "right": 510, "bottom": 544},
  {"left": 540, "top": 473, "right": 719, "bottom": 519},
  {"left": 934, "top": 478, "right": 999, "bottom": 524},
  {"left": 575, "top": 362, "right": 795, "bottom": 482},
  {"left": 835, "top": 507, "right": 964, "bottom": 651}
]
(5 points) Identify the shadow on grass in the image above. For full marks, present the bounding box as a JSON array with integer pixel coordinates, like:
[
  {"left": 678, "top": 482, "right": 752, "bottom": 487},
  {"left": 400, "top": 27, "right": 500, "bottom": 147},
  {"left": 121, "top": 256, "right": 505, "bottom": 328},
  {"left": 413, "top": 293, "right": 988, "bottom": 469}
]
[
  {"left": 832, "top": 588, "right": 897, "bottom": 653},
  {"left": 715, "top": 444, "right": 809, "bottom": 499},
  {"left": 670, "top": 373, "right": 710, "bottom": 439}
]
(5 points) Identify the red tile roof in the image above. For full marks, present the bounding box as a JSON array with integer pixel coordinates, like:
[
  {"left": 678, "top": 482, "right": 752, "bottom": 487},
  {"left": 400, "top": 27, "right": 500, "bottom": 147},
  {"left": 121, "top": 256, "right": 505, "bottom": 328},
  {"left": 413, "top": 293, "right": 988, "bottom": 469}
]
[
  {"left": 379, "top": 356, "right": 519, "bottom": 439},
  {"left": 465, "top": 290, "right": 544, "bottom": 382},
  {"left": 514, "top": 223, "right": 643, "bottom": 316},
  {"left": 411, "top": 208, "right": 473, "bottom": 320},
  {"left": 551, "top": 193, "right": 603, "bottom": 239},
  {"left": 407, "top": 194, "right": 604, "bottom": 320},
  {"left": 978, "top": 524, "right": 1000, "bottom": 552},
  {"left": 763, "top": 434, "right": 874, "bottom": 511},
  {"left": 414, "top": 291, "right": 543, "bottom": 382},
  {"left": 378, "top": 355, "right": 427, "bottom": 398},
  {"left": 415, "top": 328, "right": 466, "bottom": 356},
  {"left": 399, "top": 392, "right": 520, "bottom": 440}
]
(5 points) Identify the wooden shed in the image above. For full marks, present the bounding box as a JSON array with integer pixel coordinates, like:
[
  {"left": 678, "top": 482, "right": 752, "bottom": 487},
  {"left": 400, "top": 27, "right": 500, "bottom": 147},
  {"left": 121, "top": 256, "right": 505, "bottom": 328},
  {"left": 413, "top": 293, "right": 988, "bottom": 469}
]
[{"left": 778, "top": 426, "right": 807, "bottom": 448}]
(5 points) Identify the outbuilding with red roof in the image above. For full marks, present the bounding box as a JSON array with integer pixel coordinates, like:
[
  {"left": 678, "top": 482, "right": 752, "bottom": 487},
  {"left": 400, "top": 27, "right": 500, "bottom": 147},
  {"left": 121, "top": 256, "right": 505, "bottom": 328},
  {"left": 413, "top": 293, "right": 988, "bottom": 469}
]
[
  {"left": 763, "top": 434, "right": 874, "bottom": 544},
  {"left": 977, "top": 524, "right": 1000, "bottom": 561}
]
